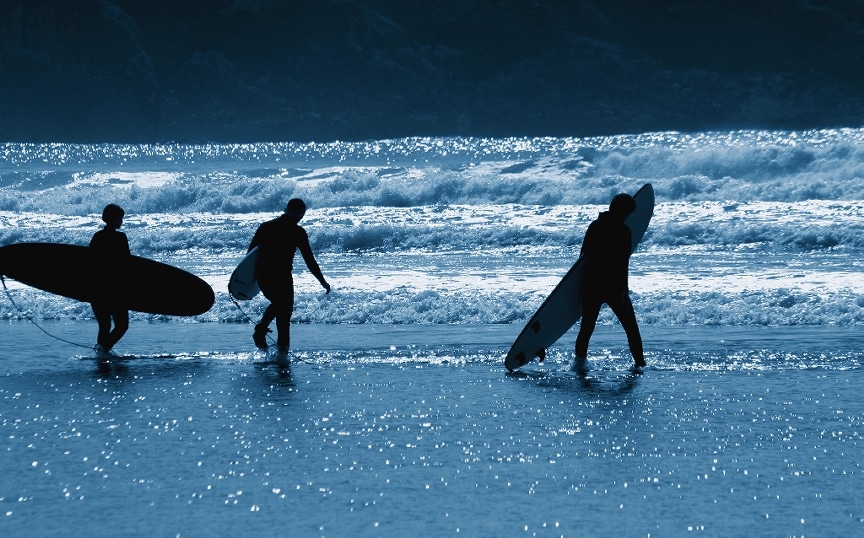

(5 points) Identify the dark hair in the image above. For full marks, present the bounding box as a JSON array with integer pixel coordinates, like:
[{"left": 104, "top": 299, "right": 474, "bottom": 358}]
[
  {"left": 609, "top": 193, "right": 636, "bottom": 216},
  {"left": 102, "top": 204, "right": 125, "bottom": 223},
  {"left": 285, "top": 198, "right": 306, "bottom": 215}
]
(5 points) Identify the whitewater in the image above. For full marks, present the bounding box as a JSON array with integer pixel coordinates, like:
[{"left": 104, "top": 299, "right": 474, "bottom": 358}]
[
  {"left": 4, "top": 129, "right": 864, "bottom": 326},
  {"left": 1, "top": 130, "right": 862, "bottom": 536}
]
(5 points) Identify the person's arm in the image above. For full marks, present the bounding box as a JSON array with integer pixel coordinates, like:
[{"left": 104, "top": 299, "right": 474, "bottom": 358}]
[
  {"left": 120, "top": 233, "right": 131, "bottom": 256},
  {"left": 247, "top": 227, "right": 261, "bottom": 253},
  {"left": 297, "top": 229, "right": 330, "bottom": 293},
  {"left": 579, "top": 221, "right": 598, "bottom": 258},
  {"left": 622, "top": 227, "right": 632, "bottom": 258}
]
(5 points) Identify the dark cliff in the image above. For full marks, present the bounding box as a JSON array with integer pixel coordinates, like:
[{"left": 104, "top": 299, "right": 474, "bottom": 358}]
[{"left": 2, "top": 0, "right": 864, "bottom": 142}]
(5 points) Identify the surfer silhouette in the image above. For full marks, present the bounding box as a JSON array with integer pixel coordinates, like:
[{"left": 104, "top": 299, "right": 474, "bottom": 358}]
[
  {"left": 574, "top": 193, "right": 645, "bottom": 371},
  {"left": 248, "top": 198, "right": 330, "bottom": 353},
  {"left": 90, "top": 204, "right": 131, "bottom": 355}
]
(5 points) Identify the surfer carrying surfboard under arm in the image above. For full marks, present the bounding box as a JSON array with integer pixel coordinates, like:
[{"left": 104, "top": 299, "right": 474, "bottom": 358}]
[
  {"left": 247, "top": 198, "right": 331, "bottom": 353},
  {"left": 574, "top": 193, "right": 645, "bottom": 371},
  {"left": 90, "top": 203, "right": 131, "bottom": 355}
]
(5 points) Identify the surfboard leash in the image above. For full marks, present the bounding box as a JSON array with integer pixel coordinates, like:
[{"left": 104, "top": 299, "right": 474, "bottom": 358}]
[
  {"left": 230, "top": 295, "right": 313, "bottom": 363},
  {"left": 230, "top": 295, "right": 278, "bottom": 346},
  {"left": 0, "top": 275, "right": 94, "bottom": 351},
  {"left": 230, "top": 295, "right": 259, "bottom": 326}
]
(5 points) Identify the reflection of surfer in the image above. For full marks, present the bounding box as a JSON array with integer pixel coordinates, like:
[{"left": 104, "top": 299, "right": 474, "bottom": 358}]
[
  {"left": 248, "top": 199, "right": 330, "bottom": 353},
  {"left": 574, "top": 193, "right": 645, "bottom": 371},
  {"left": 90, "top": 204, "right": 130, "bottom": 355}
]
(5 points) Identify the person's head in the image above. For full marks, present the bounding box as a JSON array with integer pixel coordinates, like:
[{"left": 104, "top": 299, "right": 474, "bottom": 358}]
[
  {"left": 101, "top": 204, "right": 125, "bottom": 229},
  {"left": 609, "top": 193, "right": 636, "bottom": 220},
  {"left": 285, "top": 198, "right": 307, "bottom": 223}
]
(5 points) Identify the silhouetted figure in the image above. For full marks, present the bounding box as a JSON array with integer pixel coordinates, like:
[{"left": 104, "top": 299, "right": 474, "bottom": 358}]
[
  {"left": 574, "top": 193, "right": 645, "bottom": 371},
  {"left": 249, "top": 199, "right": 330, "bottom": 353},
  {"left": 90, "top": 204, "right": 130, "bottom": 354}
]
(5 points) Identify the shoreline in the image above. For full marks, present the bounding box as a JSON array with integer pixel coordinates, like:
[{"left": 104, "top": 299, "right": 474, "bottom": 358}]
[{"left": 2, "top": 320, "right": 861, "bottom": 371}]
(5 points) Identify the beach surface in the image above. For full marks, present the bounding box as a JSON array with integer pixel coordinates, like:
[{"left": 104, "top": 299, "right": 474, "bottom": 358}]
[{"left": 1, "top": 321, "right": 861, "bottom": 536}]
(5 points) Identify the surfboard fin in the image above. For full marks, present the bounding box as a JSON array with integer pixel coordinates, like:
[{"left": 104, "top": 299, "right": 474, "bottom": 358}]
[{"left": 514, "top": 351, "right": 526, "bottom": 366}]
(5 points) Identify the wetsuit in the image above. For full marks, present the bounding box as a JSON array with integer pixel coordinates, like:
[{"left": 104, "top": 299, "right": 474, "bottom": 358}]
[
  {"left": 574, "top": 210, "right": 644, "bottom": 366},
  {"left": 90, "top": 227, "right": 131, "bottom": 351},
  {"left": 249, "top": 215, "right": 326, "bottom": 349}
]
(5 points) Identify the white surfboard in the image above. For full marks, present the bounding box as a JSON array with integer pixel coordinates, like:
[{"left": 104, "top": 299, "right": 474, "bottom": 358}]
[
  {"left": 228, "top": 247, "right": 261, "bottom": 300},
  {"left": 504, "top": 184, "right": 655, "bottom": 371}
]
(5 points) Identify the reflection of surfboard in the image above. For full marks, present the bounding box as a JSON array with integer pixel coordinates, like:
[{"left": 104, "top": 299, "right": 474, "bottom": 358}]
[
  {"left": 504, "top": 184, "right": 655, "bottom": 372},
  {"left": 228, "top": 247, "right": 260, "bottom": 300},
  {"left": 0, "top": 242, "right": 214, "bottom": 316}
]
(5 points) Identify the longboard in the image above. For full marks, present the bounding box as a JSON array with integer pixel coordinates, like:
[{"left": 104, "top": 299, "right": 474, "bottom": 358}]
[
  {"left": 504, "top": 184, "right": 655, "bottom": 371},
  {"left": 0, "top": 242, "right": 214, "bottom": 316},
  {"left": 228, "top": 246, "right": 260, "bottom": 300}
]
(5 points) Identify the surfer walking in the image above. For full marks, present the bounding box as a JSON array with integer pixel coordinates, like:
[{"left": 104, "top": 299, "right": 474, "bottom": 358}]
[
  {"left": 248, "top": 198, "right": 330, "bottom": 353},
  {"left": 90, "top": 204, "right": 130, "bottom": 355},
  {"left": 574, "top": 193, "right": 645, "bottom": 371}
]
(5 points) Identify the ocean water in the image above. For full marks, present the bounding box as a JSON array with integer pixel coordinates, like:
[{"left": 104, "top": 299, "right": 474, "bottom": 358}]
[{"left": 1, "top": 130, "right": 863, "bottom": 535}]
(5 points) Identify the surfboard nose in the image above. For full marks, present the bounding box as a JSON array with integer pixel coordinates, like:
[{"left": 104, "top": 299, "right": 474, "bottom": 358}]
[
  {"left": 181, "top": 284, "right": 215, "bottom": 316},
  {"left": 0, "top": 242, "right": 216, "bottom": 316}
]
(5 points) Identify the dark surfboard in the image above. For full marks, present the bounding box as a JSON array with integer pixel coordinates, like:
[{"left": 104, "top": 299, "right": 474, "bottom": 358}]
[{"left": 0, "top": 243, "right": 214, "bottom": 316}]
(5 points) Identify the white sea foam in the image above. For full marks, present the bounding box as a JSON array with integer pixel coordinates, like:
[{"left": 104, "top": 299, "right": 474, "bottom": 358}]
[{"left": 2, "top": 129, "right": 864, "bottom": 325}]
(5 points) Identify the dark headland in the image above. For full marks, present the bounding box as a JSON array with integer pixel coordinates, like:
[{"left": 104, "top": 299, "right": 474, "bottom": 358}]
[{"left": 3, "top": 0, "right": 864, "bottom": 143}]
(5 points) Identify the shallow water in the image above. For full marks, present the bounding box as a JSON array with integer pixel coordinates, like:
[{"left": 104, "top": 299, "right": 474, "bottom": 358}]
[
  {"left": 3, "top": 132, "right": 864, "bottom": 534},
  {"left": 1, "top": 322, "right": 861, "bottom": 536}
]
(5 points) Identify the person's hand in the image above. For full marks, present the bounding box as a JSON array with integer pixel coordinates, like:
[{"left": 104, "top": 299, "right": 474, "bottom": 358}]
[{"left": 323, "top": 282, "right": 331, "bottom": 294}]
